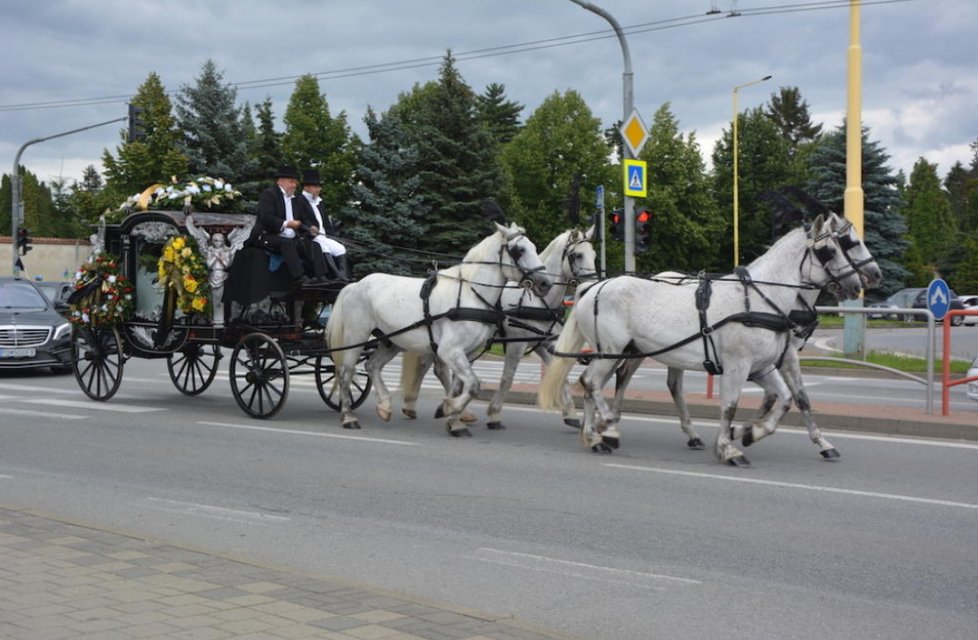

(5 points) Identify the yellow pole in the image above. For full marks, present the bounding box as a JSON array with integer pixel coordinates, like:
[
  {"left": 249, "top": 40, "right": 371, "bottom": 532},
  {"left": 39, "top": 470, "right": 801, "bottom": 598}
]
[{"left": 843, "top": 0, "right": 866, "bottom": 357}]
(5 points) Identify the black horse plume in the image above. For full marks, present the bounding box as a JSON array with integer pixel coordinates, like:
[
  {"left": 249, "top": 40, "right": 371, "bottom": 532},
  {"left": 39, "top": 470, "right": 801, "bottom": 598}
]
[
  {"left": 481, "top": 198, "right": 507, "bottom": 224},
  {"left": 759, "top": 189, "right": 805, "bottom": 238},
  {"left": 566, "top": 174, "right": 582, "bottom": 225},
  {"left": 780, "top": 185, "right": 830, "bottom": 216}
]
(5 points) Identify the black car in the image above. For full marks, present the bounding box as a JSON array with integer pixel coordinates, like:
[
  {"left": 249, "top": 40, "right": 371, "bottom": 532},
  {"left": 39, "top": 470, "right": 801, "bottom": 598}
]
[
  {"left": 0, "top": 277, "right": 73, "bottom": 373},
  {"left": 910, "top": 288, "right": 966, "bottom": 326},
  {"left": 34, "top": 280, "right": 73, "bottom": 316}
]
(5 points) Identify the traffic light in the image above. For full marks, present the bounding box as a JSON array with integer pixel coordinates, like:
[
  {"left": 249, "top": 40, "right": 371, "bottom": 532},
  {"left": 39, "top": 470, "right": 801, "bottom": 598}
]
[
  {"left": 635, "top": 209, "right": 652, "bottom": 253},
  {"left": 128, "top": 103, "right": 146, "bottom": 142},
  {"left": 610, "top": 208, "right": 624, "bottom": 241},
  {"left": 17, "top": 228, "right": 32, "bottom": 255}
]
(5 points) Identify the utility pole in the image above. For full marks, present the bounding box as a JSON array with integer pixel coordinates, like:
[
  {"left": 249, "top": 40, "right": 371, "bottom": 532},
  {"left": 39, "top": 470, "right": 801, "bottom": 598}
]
[
  {"left": 11, "top": 116, "right": 126, "bottom": 276},
  {"left": 569, "top": 0, "right": 636, "bottom": 272},
  {"left": 843, "top": 0, "right": 866, "bottom": 356}
]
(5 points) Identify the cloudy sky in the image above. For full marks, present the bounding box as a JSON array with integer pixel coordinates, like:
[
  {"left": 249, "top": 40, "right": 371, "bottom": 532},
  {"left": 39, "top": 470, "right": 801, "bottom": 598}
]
[{"left": 2, "top": 0, "right": 975, "bottom": 190}]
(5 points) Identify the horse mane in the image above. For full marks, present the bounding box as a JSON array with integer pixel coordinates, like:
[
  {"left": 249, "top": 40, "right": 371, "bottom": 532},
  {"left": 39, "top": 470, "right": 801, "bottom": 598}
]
[
  {"left": 539, "top": 228, "right": 573, "bottom": 264},
  {"left": 441, "top": 223, "right": 523, "bottom": 281}
]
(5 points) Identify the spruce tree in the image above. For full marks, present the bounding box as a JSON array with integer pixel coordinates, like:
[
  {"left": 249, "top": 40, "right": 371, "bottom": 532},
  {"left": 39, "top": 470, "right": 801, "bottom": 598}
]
[
  {"left": 476, "top": 83, "right": 523, "bottom": 146},
  {"left": 175, "top": 60, "right": 254, "bottom": 181},
  {"left": 341, "top": 108, "right": 428, "bottom": 277},
  {"left": 806, "top": 125, "right": 909, "bottom": 297},
  {"left": 903, "top": 158, "right": 955, "bottom": 278},
  {"left": 764, "top": 86, "right": 822, "bottom": 154}
]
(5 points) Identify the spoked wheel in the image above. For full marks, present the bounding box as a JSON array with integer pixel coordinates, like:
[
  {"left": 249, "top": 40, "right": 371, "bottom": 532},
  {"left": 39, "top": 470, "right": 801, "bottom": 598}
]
[
  {"left": 168, "top": 343, "right": 222, "bottom": 396},
  {"left": 230, "top": 332, "right": 289, "bottom": 419},
  {"left": 315, "top": 355, "right": 372, "bottom": 411},
  {"left": 71, "top": 325, "right": 125, "bottom": 401}
]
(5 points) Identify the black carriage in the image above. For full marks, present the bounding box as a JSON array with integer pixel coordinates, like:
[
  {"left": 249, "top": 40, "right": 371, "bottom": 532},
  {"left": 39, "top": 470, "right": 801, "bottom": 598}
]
[{"left": 68, "top": 210, "right": 371, "bottom": 419}]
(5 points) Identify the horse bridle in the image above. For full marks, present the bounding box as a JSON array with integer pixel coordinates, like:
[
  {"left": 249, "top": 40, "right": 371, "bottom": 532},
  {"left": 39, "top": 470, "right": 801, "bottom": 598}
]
[
  {"left": 561, "top": 235, "right": 597, "bottom": 286},
  {"left": 802, "top": 221, "right": 862, "bottom": 291},
  {"left": 500, "top": 230, "right": 546, "bottom": 289},
  {"left": 833, "top": 219, "right": 879, "bottom": 283}
]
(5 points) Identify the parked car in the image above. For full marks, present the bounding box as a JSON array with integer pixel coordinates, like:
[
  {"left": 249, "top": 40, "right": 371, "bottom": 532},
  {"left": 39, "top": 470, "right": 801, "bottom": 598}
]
[
  {"left": 959, "top": 295, "right": 978, "bottom": 326},
  {"left": 0, "top": 278, "right": 73, "bottom": 373},
  {"left": 910, "top": 288, "right": 966, "bottom": 326},
  {"left": 33, "top": 280, "right": 73, "bottom": 316},
  {"left": 866, "top": 287, "right": 925, "bottom": 320}
]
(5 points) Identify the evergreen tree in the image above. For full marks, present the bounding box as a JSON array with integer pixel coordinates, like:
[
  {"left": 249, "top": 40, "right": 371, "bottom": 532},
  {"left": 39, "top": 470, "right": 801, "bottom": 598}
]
[
  {"left": 0, "top": 167, "right": 58, "bottom": 238},
  {"left": 341, "top": 107, "right": 428, "bottom": 277},
  {"left": 711, "top": 107, "right": 795, "bottom": 265},
  {"left": 281, "top": 75, "right": 357, "bottom": 215},
  {"left": 764, "top": 86, "right": 822, "bottom": 154},
  {"left": 806, "top": 124, "right": 909, "bottom": 297},
  {"left": 943, "top": 161, "right": 973, "bottom": 230},
  {"left": 247, "top": 97, "right": 284, "bottom": 198},
  {"left": 500, "top": 89, "right": 612, "bottom": 244},
  {"left": 69, "top": 166, "right": 116, "bottom": 232},
  {"left": 102, "top": 72, "right": 188, "bottom": 197},
  {"left": 903, "top": 158, "right": 955, "bottom": 278},
  {"left": 390, "top": 52, "right": 506, "bottom": 256},
  {"left": 635, "top": 104, "right": 723, "bottom": 274},
  {"left": 175, "top": 59, "right": 254, "bottom": 181},
  {"left": 476, "top": 82, "right": 523, "bottom": 145}
]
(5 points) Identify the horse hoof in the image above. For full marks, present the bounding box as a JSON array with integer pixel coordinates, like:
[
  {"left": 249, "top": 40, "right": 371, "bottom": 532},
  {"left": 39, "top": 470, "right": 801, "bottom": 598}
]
[
  {"left": 820, "top": 448, "right": 841, "bottom": 460},
  {"left": 376, "top": 406, "right": 392, "bottom": 422},
  {"left": 742, "top": 428, "right": 755, "bottom": 448},
  {"left": 563, "top": 418, "right": 581, "bottom": 430},
  {"left": 590, "top": 442, "right": 613, "bottom": 454},
  {"left": 460, "top": 411, "right": 477, "bottom": 423},
  {"left": 402, "top": 408, "right": 417, "bottom": 419},
  {"left": 342, "top": 420, "right": 361, "bottom": 430},
  {"left": 434, "top": 406, "right": 445, "bottom": 419},
  {"left": 726, "top": 455, "right": 750, "bottom": 467},
  {"left": 448, "top": 427, "right": 472, "bottom": 438},
  {"left": 687, "top": 437, "right": 705, "bottom": 450},
  {"left": 602, "top": 436, "right": 620, "bottom": 450},
  {"left": 486, "top": 421, "right": 505, "bottom": 430}
]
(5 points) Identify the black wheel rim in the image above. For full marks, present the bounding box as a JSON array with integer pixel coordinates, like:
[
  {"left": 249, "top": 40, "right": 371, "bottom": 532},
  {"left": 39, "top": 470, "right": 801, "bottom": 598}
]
[
  {"left": 168, "top": 344, "right": 221, "bottom": 396},
  {"left": 71, "top": 326, "right": 124, "bottom": 401},
  {"left": 315, "top": 356, "right": 372, "bottom": 410},
  {"left": 230, "top": 333, "right": 288, "bottom": 419}
]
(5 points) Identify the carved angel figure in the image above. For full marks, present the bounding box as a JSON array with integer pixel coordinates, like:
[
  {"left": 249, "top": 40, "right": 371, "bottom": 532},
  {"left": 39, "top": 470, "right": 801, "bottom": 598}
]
[{"left": 185, "top": 214, "right": 254, "bottom": 324}]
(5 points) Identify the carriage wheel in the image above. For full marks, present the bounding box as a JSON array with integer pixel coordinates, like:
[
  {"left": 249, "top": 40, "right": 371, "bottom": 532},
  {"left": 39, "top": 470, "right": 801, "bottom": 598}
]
[
  {"left": 168, "top": 343, "right": 221, "bottom": 396},
  {"left": 71, "top": 325, "right": 124, "bottom": 401},
  {"left": 230, "top": 332, "right": 289, "bottom": 419},
  {"left": 314, "top": 355, "right": 372, "bottom": 411}
]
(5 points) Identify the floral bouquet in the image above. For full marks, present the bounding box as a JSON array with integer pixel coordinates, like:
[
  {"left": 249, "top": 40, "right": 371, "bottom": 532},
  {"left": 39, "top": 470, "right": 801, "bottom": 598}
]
[
  {"left": 157, "top": 235, "right": 211, "bottom": 316},
  {"left": 116, "top": 175, "right": 243, "bottom": 215},
  {"left": 68, "top": 254, "right": 135, "bottom": 327}
]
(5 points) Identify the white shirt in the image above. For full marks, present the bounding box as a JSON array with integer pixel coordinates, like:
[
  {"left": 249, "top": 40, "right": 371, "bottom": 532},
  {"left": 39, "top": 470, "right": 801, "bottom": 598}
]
[
  {"left": 302, "top": 191, "right": 326, "bottom": 235},
  {"left": 279, "top": 187, "right": 296, "bottom": 238}
]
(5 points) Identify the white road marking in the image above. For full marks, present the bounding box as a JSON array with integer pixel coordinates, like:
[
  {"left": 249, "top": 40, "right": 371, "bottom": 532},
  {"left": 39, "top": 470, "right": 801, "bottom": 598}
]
[
  {"left": 144, "top": 497, "right": 291, "bottom": 523},
  {"left": 0, "top": 408, "right": 86, "bottom": 420},
  {"left": 21, "top": 398, "right": 164, "bottom": 413},
  {"left": 470, "top": 548, "right": 700, "bottom": 589},
  {"left": 198, "top": 421, "right": 417, "bottom": 446},
  {"left": 606, "top": 463, "right": 978, "bottom": 510},
  {"left": 0, "top": 382, "right": 76, "bottom": 393}
]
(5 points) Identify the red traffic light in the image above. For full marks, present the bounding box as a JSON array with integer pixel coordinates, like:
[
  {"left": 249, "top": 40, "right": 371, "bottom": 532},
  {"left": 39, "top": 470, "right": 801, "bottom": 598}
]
[
  {"left": 636, "top": 209, "right": 651, "bottom": 223},
  {"left": 611, "top": 211, "right": 622, "bottom": 224}
]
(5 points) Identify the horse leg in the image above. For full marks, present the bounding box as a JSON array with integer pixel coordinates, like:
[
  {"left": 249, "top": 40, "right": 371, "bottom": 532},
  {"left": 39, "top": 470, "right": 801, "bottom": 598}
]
[
  {"left": 366, "top": 344, "right": 399, "bottom": 422},
  {"left": 739, "top": 368, "right": 792, "bottom": 450},
  {"left": 665, "top": 367, "right": 705, "bottom": 449},
  {"left": 438, "top": 349, "right": 480, "bottom": 437},
  {"left": 336, "top": 346, "right": 365, "bottom": 430},
  {"left": 486, "top": 341, "right": 523, "bottom": 430},
  {"left": 544, "top": 346, "right": 581, "bottom": 429},
  {"left": 400, "top": 352, "right": 433, "bottom": 419},
  {"left": 715, "top": 369, "right": 751, "bottom": 466},
  {"left": 781, "top": 349, "right": 839, "bottom": 459},
  {"left": 579, "top": 358, "right": 620, "bottom": 453}
]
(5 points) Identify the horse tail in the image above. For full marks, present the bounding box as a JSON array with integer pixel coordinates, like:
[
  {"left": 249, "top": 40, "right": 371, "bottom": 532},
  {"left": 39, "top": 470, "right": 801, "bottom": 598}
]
[
  {"left": 400, "top": 351, "right": 427, "bottom": 403},
  {"left": 538, "top": 312, "right": 584, "bottom": 410},
  {"left": 326, "top": 288, "right": 349, "bottom": 369}
]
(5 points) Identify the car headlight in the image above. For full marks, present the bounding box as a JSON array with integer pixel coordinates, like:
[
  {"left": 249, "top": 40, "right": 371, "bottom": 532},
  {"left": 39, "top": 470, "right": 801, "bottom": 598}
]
[{"left": 53, "top": 322, "right": 71, "bottom": 341}]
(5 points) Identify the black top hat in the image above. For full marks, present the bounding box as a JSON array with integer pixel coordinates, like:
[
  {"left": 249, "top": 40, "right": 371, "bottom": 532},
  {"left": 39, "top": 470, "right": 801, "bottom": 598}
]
[
  {"left": 301, "top": 169, "right": 322, "bottom": 185},
  {"left": 275, "top": 165, "right": 300, "bottom": 180}
]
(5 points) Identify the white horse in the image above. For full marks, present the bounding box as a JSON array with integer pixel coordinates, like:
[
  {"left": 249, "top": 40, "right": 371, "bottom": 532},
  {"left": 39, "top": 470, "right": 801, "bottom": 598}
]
[
  {"left": 400, "top": 226, "right": 598, "bottom": 430},
  {"left": 327, "top": 221, "right": 552, "bottom": 436},
  {"left": 539, "top": 212, "right": 870, "bottom": 465},
  {"left": 603, "top": 216, "right": 883, "bottom": 460}
]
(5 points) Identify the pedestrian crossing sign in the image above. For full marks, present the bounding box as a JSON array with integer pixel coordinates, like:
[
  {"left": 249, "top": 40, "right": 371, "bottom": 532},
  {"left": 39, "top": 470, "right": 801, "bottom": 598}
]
[{"left": 623, "top": 159, "right": 647, "bottom": 197}]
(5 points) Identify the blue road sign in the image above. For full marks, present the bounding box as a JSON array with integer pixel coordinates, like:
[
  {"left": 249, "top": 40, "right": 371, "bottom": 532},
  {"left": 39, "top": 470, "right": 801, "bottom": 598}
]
[
  {"left": 595, "top": 185, "right": 604, "bottom": 208},
  {"left": 926, "top": 278, "right": 950, "bottom": 321}
]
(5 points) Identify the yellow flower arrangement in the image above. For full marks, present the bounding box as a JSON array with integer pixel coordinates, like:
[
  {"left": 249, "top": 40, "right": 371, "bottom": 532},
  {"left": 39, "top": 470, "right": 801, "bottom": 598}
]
[
  {"left": 157, "top": 235, "right": 212, "bottom": 316},
  {"left": 69, "top": 254, "right": 135, "bottom": 327}
]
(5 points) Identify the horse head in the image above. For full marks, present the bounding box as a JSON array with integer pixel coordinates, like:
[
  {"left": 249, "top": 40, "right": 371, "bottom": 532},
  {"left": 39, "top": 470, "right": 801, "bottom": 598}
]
[
  {"left": 825, "top": 211, "right": 882, "bottom": 289},
  {"left": 561, "top": 225, "right": 598, "bottom": 285},
  {"left": 495, "top": 221, "right": 553, "bottom": 297},
  {"left": 807, "top": 214, "right": 865, "bottom": 300}
]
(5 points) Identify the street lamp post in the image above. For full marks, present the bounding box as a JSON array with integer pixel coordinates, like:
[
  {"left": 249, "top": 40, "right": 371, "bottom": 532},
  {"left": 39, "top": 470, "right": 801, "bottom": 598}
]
[{"left": 731, "top": 74, "right": 771, "bottom": 266}]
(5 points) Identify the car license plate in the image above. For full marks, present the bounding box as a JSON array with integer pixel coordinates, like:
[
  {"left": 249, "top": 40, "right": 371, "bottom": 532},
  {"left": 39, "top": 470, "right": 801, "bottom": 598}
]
[{"left": 0, "top": 348, "right": 36, "bottom": 358}]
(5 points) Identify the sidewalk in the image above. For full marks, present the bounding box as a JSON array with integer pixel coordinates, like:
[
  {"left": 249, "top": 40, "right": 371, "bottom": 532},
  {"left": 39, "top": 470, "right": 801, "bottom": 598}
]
[{"left": 0, "top": 504, "right": 576, "bottom": 640}]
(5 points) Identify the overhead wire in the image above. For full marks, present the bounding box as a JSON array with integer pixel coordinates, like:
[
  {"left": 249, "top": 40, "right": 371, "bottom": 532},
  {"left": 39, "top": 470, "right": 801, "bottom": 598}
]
[{"left": 0, "top": 0, "right": 915, "bottom": 113}]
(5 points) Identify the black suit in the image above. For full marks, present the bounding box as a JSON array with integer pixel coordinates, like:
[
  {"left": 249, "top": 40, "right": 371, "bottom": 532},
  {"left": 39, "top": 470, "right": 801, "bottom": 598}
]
[{"left": 253, "top": 185, "right": 326, "bottom": 279}]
